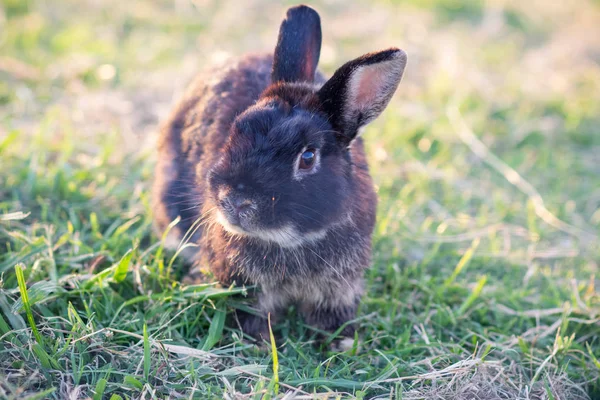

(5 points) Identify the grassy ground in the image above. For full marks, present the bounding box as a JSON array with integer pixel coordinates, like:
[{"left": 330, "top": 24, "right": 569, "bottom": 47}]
[{"left": 1, "top": 0, "right": 600, "bottom": 398}]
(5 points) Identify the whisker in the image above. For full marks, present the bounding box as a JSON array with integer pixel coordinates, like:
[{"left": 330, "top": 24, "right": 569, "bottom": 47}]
[
  {"left": 177, "top": 206, "right": 216, "bottom": 249},
  {"left": 291, "top": 203, "right": 328, "bottom": 218},
  {"left": 179, "top": 204, "right": 202, "bottom": 213}
]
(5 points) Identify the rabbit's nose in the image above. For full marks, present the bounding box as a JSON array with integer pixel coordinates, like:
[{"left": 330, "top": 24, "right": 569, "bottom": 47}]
[
  {"left": 230, "top": 197, "right": 253, "bottom": 214},
  {"left": 218, "top": 188, "right": 253, "bottom": 222}
]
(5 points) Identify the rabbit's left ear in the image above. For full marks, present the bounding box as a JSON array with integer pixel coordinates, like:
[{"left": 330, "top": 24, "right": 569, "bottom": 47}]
[
  {"left": 272, "top": 5, "right": 322, "bottom": 83},
  {"left": 318, "top": 48, "right": 407, "bottom": 145}
]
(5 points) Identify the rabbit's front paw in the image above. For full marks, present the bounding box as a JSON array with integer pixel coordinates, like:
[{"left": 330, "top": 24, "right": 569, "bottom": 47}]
[
  {"left": 236, "top": 310, "right": 271, "bottom": 341},
  {"left": 301, "top": 303, "right": 358, "bottom": 337}
]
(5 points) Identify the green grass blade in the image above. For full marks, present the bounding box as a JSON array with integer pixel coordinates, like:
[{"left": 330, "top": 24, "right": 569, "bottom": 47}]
[
  {"left": 31, "top": 343, "right": 52, "bottom": 369},
  {"left": 202, "top": 303, "right": 226, "bottom": 351},
  {"left": 143, "top": 323, "right": 151, "bottom": 381},
  {"left": 268, "top": 313, "right": 279, "bottom": 395},
  {"left": 350, "top": 330, "right": 359, "bottom": 356},
  {"left": 285, "top": 378, "right": 369, "bottom": 390},
  {"left": 155, "top": 216, "right": 181, "bottom": 274},
  {"left": 113, "top": 248, "right": 134, "bottom": 283},
  {"left": 0, "top": 130, "right": 19, "bottom": 153},
  {"left": 124, "top": 375, "right": 144, "bottom": 390},
  {"left": 90, "top": 212, "right": 100, "bottom": 236},
  {"left": 586, "top": 343, "right": 600, "bottom": 369},
  {"left": 443, "top": 238, "right": 480, "bottom": 290},
  {"left": 0, "top": 294, "right": 26, "bottom": 331},
  {"left": 21, "top": 387, "right": 56, "bottom": 400},
  {"left": 15, "top": 264, "right": 43, "bottom": 345},
  {"left": 458, "top": 275, "right": 487, "bottom": 316},
  {"left": 0, "top": 313, "right": 11, "bottom": 335},
  {"left": 93, "top": 378, "right": 107, "bottom": 400}
]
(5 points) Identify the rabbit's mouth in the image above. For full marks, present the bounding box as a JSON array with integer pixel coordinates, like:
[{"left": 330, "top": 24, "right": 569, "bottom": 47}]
[
  {"left": 216, "top": 208, "right": 252, "bottom": 234},
  {"left": 217, "top": 205, "right": 255, "bottom": 232},
  {"left": 215, "top": 188, "right": 292, "bottom": 241},
  {"left": 215, "top": 207, "right": 285, "bottom": 241},
  {"left": 215, "top": 207, "right": 332, "bottom": 248}
]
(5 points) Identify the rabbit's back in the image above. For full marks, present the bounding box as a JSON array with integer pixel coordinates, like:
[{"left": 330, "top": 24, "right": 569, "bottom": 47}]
[{"left": 152, "top": 54, "right": 274, "bottom": 247}]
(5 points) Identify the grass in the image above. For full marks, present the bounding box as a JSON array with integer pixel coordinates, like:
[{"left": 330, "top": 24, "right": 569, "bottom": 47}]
[{"left": 1, "top": 0, "right": 599, "bottom": 398}]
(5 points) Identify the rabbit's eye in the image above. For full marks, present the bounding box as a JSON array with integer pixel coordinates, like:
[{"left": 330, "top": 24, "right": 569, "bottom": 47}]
[{"left": 299, "top": 149, "right": 316, "bottom": 170}]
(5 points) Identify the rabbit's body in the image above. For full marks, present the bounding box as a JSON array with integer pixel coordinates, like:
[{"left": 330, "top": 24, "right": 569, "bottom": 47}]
[{"left": 153, "top": 5, "right": 406, "bottom": 338}]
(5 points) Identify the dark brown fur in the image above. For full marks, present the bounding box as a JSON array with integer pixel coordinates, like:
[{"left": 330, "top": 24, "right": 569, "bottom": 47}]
[{"left": 152, "top": 5, "right": 406, "bottom": 340}]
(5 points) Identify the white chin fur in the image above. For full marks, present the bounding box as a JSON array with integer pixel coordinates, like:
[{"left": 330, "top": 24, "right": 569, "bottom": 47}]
[{"left": 215, "top": 210, "right": 330, "bottom": 248}]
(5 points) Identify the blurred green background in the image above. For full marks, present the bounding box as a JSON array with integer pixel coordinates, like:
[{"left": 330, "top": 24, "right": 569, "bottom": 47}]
[{"left": 1, "top": 0, "right": 599, "bottom": 398}]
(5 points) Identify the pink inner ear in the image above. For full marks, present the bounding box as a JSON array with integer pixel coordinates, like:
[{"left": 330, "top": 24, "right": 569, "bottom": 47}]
[
  {"left": 351, "top": 63, "right": 391, "bottom": 109},
  {"left": 302, "top": 50, "right": 315, "bottom": 81}
]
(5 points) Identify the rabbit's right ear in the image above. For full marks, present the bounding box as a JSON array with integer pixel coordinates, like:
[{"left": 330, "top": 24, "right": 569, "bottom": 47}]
[{"left": 272, "top": 5, "right": 322, "bottom": 84}]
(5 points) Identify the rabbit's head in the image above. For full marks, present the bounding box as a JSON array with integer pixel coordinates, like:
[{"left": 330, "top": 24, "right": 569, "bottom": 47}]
[{"left": 208, "top": 5, "right": 407, "bottom": 247}]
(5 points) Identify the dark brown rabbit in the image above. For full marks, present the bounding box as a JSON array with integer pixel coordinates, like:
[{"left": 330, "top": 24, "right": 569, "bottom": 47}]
[{"left": 153, "top": 5, "right": 407, "bottom": 340}]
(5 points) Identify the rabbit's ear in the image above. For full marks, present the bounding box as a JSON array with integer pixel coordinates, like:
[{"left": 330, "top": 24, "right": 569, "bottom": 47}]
[
  {"left": 272, "top": 5, "right": 322, "bottom": 83},
  {"left": 318, "top": 48, "right": 407, "bottom": 145}
]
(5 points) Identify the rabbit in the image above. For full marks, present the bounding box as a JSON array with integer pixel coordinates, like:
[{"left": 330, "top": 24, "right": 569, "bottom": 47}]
[{"left": 152, "top": 4, "right": 407, "bottom": 340}]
